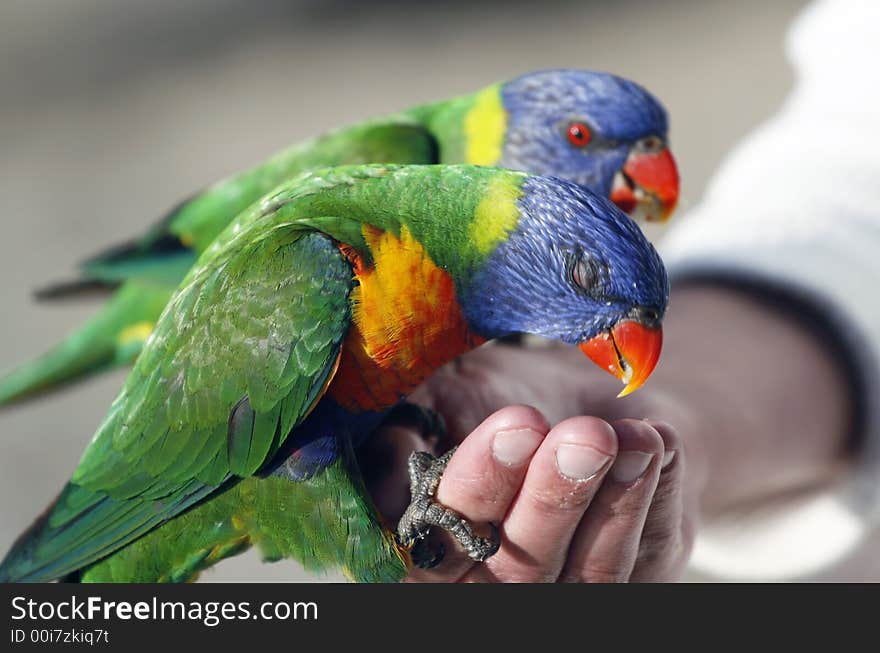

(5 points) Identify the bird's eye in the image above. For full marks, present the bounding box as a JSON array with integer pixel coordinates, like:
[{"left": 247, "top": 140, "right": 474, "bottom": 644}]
[
  {"left": 568, "top": 250, "right": 606, "bottom": 294},
  {"left": 635, "top": 135, "right": 665, "bottom": 153},
  {"left": 567, "top": 122, "right": 592, "bottom": 148}
]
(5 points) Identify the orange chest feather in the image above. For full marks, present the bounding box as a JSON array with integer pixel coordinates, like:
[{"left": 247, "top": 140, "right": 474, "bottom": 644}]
[{"left": 328, "top": 226, "right": 484, "bottom": 412}]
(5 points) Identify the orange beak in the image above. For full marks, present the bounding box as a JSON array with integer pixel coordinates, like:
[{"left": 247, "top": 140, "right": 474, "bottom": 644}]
[
  {"left": 610, "top": 148, "right": 679, "bottom": 223},
  {"left": 578, "top": 320, "right": 663, "bottom": 397}
]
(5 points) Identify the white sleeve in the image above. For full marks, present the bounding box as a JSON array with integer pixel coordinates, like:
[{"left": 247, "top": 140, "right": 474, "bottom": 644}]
[{"left": 660, "top": 0, "right": 880, "bottom": 580}]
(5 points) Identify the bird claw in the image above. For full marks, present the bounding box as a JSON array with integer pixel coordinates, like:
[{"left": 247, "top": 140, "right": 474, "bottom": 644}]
[{"left": 396, "top": 447, "right": 501, "bottom": 569}]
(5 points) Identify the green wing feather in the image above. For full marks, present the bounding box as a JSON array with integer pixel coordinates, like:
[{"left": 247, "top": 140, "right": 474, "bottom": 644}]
[
  {"left": 0, "top": 230, "right": 353, "bottom": 582},
  {"left": 79, "top": 448, "right": 408, "bottom": 584}
]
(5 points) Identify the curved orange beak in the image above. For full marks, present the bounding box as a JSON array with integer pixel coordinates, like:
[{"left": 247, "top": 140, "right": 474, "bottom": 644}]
[
  {"left": 578, "top": 320, "right": 663, "bottom": 397},
  {"left": 610, "top": 148, "right": 679, "bottom": 223}
]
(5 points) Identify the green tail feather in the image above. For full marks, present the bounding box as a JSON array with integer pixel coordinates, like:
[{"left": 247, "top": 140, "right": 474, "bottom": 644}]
[
  {"left": 0, "top": 280, "right": 172, "bottom": 406},
  {"left": 75, "top": 193, "right": 197, "bottom": 288},
  {"left": 80, "top": 249, "right": 196, "bottom": 289},
  {"left": 79, "top": 454, "right": 407, "bottom": 583},
  {"left": 0, "top": 480, "right": 217, "bottom": 583},
  {"left": 1, "top": 445, "right": 407, "bottom": 583}
]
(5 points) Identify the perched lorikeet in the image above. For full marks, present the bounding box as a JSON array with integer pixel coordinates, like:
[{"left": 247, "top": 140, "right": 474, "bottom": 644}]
[
  {"left": 0, "top": 164, "right": 669, "bottom": 583},
  {"left": 0, "top": 69, "right": 678, "bottom": 406}
]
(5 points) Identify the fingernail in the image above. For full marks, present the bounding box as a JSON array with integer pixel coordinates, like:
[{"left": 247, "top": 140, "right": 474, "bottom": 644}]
[
  {"left": 556, "top": 444, "right": 611, "bottom": 480},
  {"left": 493, "top": 429, "right": 542, "bottom": 466},
  {"left": 610, "top": 451, "right": 654, "bottom": 483},
  {"left": 662, "top": 450, "right": 677, "bottom": 468}
]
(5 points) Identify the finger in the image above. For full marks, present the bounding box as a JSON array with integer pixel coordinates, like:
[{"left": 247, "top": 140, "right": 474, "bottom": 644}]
[
  {"left": 465, "top": 417, "right": 619, "bottom": 583},
  {"left": 558, "top": 419, "right": 664, "bottom": 582},
  {"left": 406, "top": 405, "right": 550, "bottom": 582},
  {"left": 630, "top": 420, "right": 691, "bottom": 582}
]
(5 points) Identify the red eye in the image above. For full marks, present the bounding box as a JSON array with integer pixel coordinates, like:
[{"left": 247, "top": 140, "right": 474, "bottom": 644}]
[{"left": 567, "top": 122, "right": 591, "bottom": 147}]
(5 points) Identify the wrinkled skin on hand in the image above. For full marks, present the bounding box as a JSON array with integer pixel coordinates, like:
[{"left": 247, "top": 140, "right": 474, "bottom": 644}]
[{"left": 362, "top": 343, "right": 700, "bottom": 583}]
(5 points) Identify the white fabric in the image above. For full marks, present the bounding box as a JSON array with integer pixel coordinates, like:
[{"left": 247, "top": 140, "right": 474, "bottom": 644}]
[{"left": 660, "top": 0, "right": 880, "bottom": 580}]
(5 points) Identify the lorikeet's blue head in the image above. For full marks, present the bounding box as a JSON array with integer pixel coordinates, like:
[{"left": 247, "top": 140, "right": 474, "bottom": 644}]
[
  {"left": 461, "top": 175, "right": 669, "bottom": 396},
  {"left": 499, "top": 69, "right": 679, "bottom": 223}
]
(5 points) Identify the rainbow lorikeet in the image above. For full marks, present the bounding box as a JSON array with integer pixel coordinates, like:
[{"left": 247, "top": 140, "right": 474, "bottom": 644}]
[
  {"left": 0, "top": 69, "right": 678, "bottom": 407},
  {"left": 0, "top": 163, "right": 668, "bottom": 583}
]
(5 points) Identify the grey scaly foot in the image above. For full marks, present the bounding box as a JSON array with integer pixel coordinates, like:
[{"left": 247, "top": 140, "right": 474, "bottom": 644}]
[{"left": 397, "top": 447, "right": 501, "bottom": 569}]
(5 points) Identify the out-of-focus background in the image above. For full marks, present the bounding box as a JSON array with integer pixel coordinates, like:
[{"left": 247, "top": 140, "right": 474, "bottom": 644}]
[{"left": 0, "top": 0, "right": 807, "bottom": 581}]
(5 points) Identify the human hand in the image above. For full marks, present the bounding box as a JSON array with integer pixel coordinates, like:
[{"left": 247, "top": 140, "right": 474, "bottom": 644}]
[{"left": 362, "top": 343, "right": 701, "bottom": 582}]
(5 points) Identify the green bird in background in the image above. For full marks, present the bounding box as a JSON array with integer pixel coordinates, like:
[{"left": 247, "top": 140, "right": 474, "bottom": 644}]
[
  {"left": 0, "top": 69, "right": 679, "bottom": 406},
  {"left": 0, "top": 164, "right": 669, "bottom": 582}
]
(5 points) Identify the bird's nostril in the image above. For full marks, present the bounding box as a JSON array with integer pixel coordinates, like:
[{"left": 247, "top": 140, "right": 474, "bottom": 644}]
[{"left": 632, "top": 305, "right": 660, "bottom": 325}]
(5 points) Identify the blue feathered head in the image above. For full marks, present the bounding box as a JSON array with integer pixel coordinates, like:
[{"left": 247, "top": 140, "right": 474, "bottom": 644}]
[
  {"left": 499, "top": 69, "right": 679, "bottom": 224},
  {"left": 461, "top": 174, "right": 669, "bottom": 396}
]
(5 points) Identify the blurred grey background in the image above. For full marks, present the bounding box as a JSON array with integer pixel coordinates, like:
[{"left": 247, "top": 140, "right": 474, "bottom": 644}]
[{"left": 0, "top": 0, "right": 806, "bottom": 581}]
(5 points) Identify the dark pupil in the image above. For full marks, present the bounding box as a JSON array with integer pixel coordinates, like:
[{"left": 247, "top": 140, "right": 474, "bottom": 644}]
[{"left": 569, "top": 124, "right": 587, "bottom": 144}]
